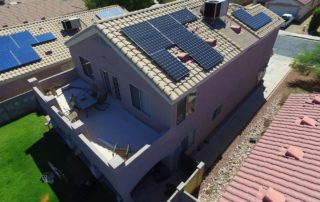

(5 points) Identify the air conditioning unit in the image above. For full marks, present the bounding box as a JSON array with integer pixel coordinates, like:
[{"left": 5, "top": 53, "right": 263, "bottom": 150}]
[
  {"left": 61, "top": 17, "right": 81, "bottom": 31},
  {"left": 202, "top": 0, "right": 229, "bottom": 19}
]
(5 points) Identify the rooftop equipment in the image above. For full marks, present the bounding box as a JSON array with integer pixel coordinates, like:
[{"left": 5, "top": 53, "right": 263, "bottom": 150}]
[
  {"left": 61, "top": 17, "right": 81, "bottom": 32},
  {"left": 201, "top": 0, "right": 229, "bottom": 20}
]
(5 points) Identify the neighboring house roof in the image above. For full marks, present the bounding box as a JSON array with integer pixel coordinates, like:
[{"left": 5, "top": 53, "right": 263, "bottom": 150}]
[
  {"left": 296, "top": 0, "right": 312, "bottom": 5},
  {"left": 220, "top": 94, "right": 320, "bottom": 202},
  {"left": 0, "top": 0, "right": 86, "bottom": 28},
  {"left": 92, "top": 0, "right": 282, "bottom": 102},
  {"left": 0, "top": 5, "right": 125, "bottom": 84}
]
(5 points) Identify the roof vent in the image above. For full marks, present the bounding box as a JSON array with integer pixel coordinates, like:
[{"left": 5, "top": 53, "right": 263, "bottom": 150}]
[
  {"left": 314, "top": 95, "right": 320, "bottom": 104},
  {"left": 45, "top": 50, "right": 53, "bottom": 56},
  {"left": 176, "top": 52, "right": 191, "bottom": 63},
  {"left": 285, "top": 146, "right": 303, "bottom": 160},
  {"left": 300, "top": 116, "right": 318, "bottom": 127},
  {"left": 257, "top": 187, "right": 286, "bottom": 202},
  {"left": 201, "top": 0, "right": 229, "bottom": 20},
  {"left": 305, "top": 95, "right": 320, "bottom": 104},
  {"left": 230, "top": 24, "right": 241, "bottom": 34},
  {"left": 206, "top": 38, "right": 217, "bottom": 47}
]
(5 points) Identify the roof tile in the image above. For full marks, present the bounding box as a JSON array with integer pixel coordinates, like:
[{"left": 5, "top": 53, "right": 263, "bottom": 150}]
[{"left": 220, "top": 94, "right": 320, "bottom": 202}]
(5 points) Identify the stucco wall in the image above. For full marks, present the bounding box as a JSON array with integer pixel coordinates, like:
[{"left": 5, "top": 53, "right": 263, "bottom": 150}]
[
  {"left": 0, "top": 60, "right": 73, "bottom": 102},
  {"left": 69, "top": 34, "right": 172, "bottom": 132},
  {"left": 171, "top": 28, "right": 279, "bottom": 152}
]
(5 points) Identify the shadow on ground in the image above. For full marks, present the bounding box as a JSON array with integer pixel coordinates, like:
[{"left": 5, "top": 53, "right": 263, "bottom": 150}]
[
  {"left": 25, "top": 129, "right": 116, "bottom": 202},
  {"left": 287, "top": 79, "right": 320, "bottom": 92}
]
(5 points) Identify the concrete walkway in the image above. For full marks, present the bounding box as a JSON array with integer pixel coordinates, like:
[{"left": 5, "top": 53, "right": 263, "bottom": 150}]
[{"left": 193, "top": 54, "right": 291, "bottom": 167}]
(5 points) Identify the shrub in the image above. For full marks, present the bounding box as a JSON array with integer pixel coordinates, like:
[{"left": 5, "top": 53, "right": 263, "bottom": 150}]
[
  {"left": 290, "top": 44, "right": 320, "bottom": 79},
  {"left": 308, "top": 7, "right": 320, "bottom": 33}
]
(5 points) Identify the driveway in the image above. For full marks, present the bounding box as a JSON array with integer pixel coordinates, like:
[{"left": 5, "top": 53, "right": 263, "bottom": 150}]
[
  {"left": 273, "top": 31, "right": 320, "bottom": 57},
  {"left": 193, "top": 31, "right": 320, "bottom": 167}
]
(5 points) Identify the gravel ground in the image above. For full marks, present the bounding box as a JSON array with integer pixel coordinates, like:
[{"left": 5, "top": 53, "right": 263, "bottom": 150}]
[{"left": 197, "top": 71, "right": 304, "bottom": 202}]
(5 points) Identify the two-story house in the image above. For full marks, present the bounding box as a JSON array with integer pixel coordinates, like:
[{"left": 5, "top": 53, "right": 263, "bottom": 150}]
[{"left": 29, "top": 0, "right": 283, "bottom": 201}]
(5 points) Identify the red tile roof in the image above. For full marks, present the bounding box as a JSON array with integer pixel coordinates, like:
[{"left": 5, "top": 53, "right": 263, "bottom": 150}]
[{"left": 220, "top": 94, "right": 320, "bottom": 202}]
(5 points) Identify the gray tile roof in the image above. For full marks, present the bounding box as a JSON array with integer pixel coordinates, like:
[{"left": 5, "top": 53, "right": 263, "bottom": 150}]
[
  {"left": 95, "top": 0, "right": 283, "bottom": 101},
  {"left": 0, "top": 5, "right": 125, "bottom": 84}
]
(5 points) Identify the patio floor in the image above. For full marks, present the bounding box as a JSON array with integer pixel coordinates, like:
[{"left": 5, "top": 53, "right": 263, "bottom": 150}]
[
  {"left": 56, "top": 79, "right": 161, "bottom": 159},
  {"left": 80, "top": 96, "right": 161, "bottom": 152}
]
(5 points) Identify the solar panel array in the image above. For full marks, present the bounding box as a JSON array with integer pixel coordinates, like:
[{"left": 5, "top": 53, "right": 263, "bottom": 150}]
[
  {"left": 0, "top": 30, "right": 56, "bottom": 72},
  {"left": 122, "top": 22, "right": 173, "bottom": 55},
  {"left": 232, "top": 9, "right": 272, "bottom": 31},
  {"left": 151, "top": 50, "right": 189, "bottom": 81},
  {"left": 121, "top": 9, "right": 224, "bottom": 82}
]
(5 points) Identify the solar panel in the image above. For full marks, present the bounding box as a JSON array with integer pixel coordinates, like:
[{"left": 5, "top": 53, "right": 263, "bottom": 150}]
[
  {"left": 0, "top": 36, "right": 19, "bottom": 51},
  {"left": 232, "top": 9, "right": 272, "bottom": 31},
  {"left": 121, "top": 9, "right": 224, "bottom": 81},
  {"left": 96, "top": 7, "right": 124, "bottom": 20},
  {"left": 10, "top": 31, "right": 38, "bottom": 47},
  {"left": 150, "top": 16, "right": 223, "bottom": 70},
  {"left": 178, "top": 37, "right": 224, "bottom": 70},
  {"left": 13, "top": 46, "right": 41, "bottom": 65},
  {"left": 0, "top": 50, "right": 20, "bottom": 72},
  {"left": 170, "top": 8, "right": 198, "bottom": 24},
  {"left": 122, "top": 21, "right": 173, "bottom": 55},
  {"left": 150, "top": 50, "right": 189, "bottom": 82},
  {"left": 35, "top": 33, "right": 56, "bottom": 44}
]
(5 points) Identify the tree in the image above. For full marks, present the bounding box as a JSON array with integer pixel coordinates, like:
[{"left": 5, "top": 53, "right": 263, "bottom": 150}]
[
  {"left": 84, "top": 0, "right": 154, "bottom": 11},
  {"left": 308, "top": 7, "right": 320, "bottom": 34},
  {"left": 290, "top": 43, "right": 320, "bottom": 79}
]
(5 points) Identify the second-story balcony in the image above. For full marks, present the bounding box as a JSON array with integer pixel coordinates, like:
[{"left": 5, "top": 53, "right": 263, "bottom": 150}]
[{"left": 29, "top": 73, "right": 162, "bottom": 168}]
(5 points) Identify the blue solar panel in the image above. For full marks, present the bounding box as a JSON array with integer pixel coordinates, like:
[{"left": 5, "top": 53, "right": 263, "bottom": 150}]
[
  {"left": 0, "top": 50, "right": 20, "bottom": 72},
  {"left": 150, "top": 50, "right": 189, "bottom": 81},
  {"left": 170, "top": 8, "right": 198, "bottom": 24},
  {"left": 0, "top": 30, "right": 56, "bottom": 71},
  {"left": 232, "top": 9, "right": 272, "bottom": 31},
  {"left": 0, "top": 36, "right": 19, "bottom": 51},
  {"left": 13, "top": 46, "right": 41, "bottom": 65},
  {"left": 96, "top": 7, "right": 124, "bottom": 20},
  {"left": 150, "top": 15, "right": 223, "bottom": 70},
  {"left": 10, "top": 31, "right": 38, "bottom": 47},
  {"left": 122, "top": 21, "right": 173, "bottom": 55},
  {"left": 35, "top": 33, "right": 56, "bottom": 44}
]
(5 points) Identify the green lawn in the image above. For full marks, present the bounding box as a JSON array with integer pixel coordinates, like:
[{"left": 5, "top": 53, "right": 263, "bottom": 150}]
[
  {"left": 0, "top": 113, "right": 57, "bottom": 202},
  {"left": 0, "top": 113, "right": 117, "bottom": 202}
]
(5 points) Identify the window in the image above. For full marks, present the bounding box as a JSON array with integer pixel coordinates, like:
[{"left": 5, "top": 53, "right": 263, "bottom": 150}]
[
  {"left": 130, "top": 85, "right": 150, "bottom": 115},
  {"left": 187, "top": 129, "right": 196, "bottom": 147},
  {"left": 112, "top": 77, "right": 121, "bottom": 100},
  {"left": 212, "top": 105, "right": 222, "bottom": 121},
  {"left": 79, "top": 57, "right": 94, "bottom": 78},
  {"left": 176, "top": 92, "right": 197, "bottom": 125}
]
